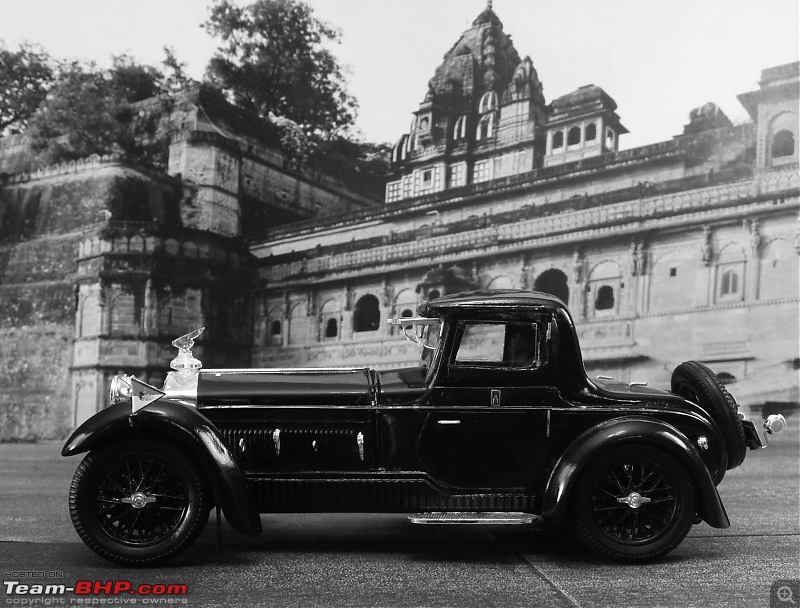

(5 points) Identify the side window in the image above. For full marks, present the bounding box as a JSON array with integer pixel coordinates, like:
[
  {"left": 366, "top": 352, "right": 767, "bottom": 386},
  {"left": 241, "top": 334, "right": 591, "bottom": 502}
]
[
  {"left": 455, "top": 323, "right": 505, "bottom": 363},
  {"left": 454, "top": 322, "right": 539, "bottom": 369}
]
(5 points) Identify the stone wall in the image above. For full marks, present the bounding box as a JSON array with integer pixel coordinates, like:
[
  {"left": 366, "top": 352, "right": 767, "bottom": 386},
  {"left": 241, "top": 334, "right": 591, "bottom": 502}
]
[{"left": 0, "top": 159, "right": 183, "bottom": 440}]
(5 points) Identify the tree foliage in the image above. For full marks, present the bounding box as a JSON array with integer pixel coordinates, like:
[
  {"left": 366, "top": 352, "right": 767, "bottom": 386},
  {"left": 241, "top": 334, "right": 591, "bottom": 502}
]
[
  {"left": 0, "top": 41, "right": 54, "bottom": 134},
  {"left": 203, "top": 0, "right": 357, "bottom": 139},
  {"left": 27, "top": 53, "right": 185, "bottom": 168}
]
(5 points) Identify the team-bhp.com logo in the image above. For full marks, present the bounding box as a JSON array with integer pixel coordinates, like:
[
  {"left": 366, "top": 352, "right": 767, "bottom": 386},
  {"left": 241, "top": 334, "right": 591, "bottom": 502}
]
[{"left": 4, "top": 580, "right": 188, "bottom": 597}]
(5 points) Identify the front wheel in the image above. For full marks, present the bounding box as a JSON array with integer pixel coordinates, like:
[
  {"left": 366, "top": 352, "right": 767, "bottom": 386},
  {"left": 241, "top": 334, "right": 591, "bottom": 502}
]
[
  {"left": 572, "top": 446, "right": 695, "bottom": 562},
  {"left": 69, "top": 438, "right": 211, "bottom": 565}
]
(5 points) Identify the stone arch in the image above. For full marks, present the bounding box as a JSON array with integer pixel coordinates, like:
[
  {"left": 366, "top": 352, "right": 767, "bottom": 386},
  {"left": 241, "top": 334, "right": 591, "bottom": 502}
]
[
  {"left": 768, "top": 111, "right": 798, "bottom": 163},
  {"left": 353, "top": 294, "right": 381, "bottom": 332},
  {"left": 552, "top": 130, "right": 564, "bottom": 150},
  {"left": 394, "top": 288, "right": 417, "bottom": 319},
  {"left": 182, "top": 241, "right": 198, "bottom": 259},
  {"left": 128, "top": 235, "right": 145, "bottom": 252},
  {"left": 267, "top": 307, "right": 283, "bottom": 346},
  {"left": 287, "top": 301, "right": 308, "bottom": 345},
  {"left": 164, "top": 239, "right": 180, "bottom": 256},
  {"left": 717, "top": 242, "right": 747, "bottom": 263},
  {"left": 715, "top": 242, "right": 747, "bottom": 302},
  {"left": 534, "top": 269, "right": 569, "bottom": 304},
  {"left": 588, "top": 260, "right": 623, "bottom": 316},
  {"left": 320, "top": 298, "right": 341, "bottom": 340},
  {"left": 478, "top": 91, "right": 498, "bottom": 113},
  {"left": 567, "top": 126, "right": 581, "bottom": 146},
  {"left": 486, "top": 275, "right": 514, "bottom": 290},
  {"left": 588, "top": 260, "right": 623, "bottom": 281},
  {"left": 113, "top": 235, "right": 128, "bottom": 252},
  {"left": 476, "top": 113, "right": 496, "bottom": 140}
]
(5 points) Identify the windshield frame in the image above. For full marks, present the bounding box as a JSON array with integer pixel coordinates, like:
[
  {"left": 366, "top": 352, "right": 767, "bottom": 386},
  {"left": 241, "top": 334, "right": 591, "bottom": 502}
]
[{"left": 387, "top": 315, "right": 443, "bottom": 376}]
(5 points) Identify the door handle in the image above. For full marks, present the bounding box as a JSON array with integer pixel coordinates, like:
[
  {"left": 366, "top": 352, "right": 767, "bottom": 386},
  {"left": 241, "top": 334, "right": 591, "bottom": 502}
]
[{"left": 437, "top": 419, "right": 461, "bottom": 425}]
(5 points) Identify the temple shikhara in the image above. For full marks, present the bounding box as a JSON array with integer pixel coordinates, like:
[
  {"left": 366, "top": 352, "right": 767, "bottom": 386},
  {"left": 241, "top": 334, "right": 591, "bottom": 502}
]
[{"left": 0, "top": 4, "right": 798, "bottom": 439}]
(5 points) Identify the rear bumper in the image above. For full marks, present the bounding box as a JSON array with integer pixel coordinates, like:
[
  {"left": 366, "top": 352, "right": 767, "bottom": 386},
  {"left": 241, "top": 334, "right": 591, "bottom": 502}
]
[{"left": 742, "top": 414, "right": 787, "bottom": 450}]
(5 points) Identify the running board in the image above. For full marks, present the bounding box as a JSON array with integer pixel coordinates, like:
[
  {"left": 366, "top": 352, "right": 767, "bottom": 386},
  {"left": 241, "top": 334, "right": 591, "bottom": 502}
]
[{"left": 408, "top": 511, "right": 536, "bottom": 525}]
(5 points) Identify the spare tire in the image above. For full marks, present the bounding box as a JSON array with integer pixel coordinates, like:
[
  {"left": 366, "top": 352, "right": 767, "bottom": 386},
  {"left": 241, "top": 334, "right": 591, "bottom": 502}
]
[{"left": 671, "top": 361, "right": 746, "bottom": 469}]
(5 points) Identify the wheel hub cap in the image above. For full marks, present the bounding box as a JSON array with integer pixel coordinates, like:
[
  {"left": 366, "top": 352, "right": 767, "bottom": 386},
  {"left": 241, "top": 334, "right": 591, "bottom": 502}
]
[
  {"left": 617, "top": 491, "right": 652, "bottom": 509},
  {"left": 122, "top": 491, "right": 156, "bottom": 509}
]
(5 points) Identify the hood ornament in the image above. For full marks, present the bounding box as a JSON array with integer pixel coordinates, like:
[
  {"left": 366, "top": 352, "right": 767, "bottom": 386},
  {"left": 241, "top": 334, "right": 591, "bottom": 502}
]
[{"left": 170, "top": 327, "right": 205, "bottom": 375}]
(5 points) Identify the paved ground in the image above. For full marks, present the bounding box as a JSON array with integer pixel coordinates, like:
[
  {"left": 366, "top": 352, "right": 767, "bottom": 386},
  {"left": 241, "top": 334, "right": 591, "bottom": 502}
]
[{"left": 1, "top": 422, "right": 798, "bottom": 608}]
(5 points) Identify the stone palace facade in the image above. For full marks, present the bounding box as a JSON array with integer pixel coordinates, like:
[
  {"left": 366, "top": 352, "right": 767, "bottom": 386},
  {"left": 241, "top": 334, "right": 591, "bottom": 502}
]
[
  {"left": 249, "top": 7, "right": 799, "bottom": 410},
  {"left": 0, "top": 5, "right": 797, "bottom": 439}
]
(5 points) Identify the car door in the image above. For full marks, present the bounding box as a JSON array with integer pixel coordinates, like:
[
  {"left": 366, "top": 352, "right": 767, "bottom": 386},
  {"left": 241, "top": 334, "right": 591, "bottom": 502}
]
[{"left": 417, "top": 318, "right": 557, "bottom": 491}]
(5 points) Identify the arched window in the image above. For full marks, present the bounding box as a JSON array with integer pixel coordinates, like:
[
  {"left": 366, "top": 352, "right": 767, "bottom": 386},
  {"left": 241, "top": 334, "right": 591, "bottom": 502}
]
[
  {"left": 534, "top": 269, "right": 570, "bottom": 304},
  {"left": 479, "top": 91, "right": 498, "bottom": 114},
  {"left": 267, "top": 318, "right": 282, "bottom": 346},
  {"left": 453, "top": 116, "right": 467, "bottom": 141},
  {"left": 584, "top": 123, "right": 597, "bottom": 141},
  {"left": 552, "top": 131, "right": 564, "bottom": 150},
  {"left": 353, "top": 295, "right": 380, "bottom": 332},
  {"left": 401, "top": 308, "right": 413, "bottom": 318},
  {"left": 595, "top": 285, "right": 615, "bottom": 310},
  {"left": 720, "top": 269, "right": 739, "bottom": 296},
  {"left": 428, "top": 289, "right": 441, "bottom": 300},
  {"left": 325, "top": 318, "right": 338, "bottom": 338},
  {"left": 567, "top": 126, "right": 581, "bottom": 146},
  {"left": 772, "top": 129, "right": 796, "bottom": 158},
  {"left": 476, "top": 113, "right": 495, "bottom": 140}
]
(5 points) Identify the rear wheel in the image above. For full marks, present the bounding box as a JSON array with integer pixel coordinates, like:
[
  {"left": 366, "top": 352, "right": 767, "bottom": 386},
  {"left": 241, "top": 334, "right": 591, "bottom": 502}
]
[
  {"left": 572, "top": 446, "right": 695, "bottom": 562},
  {"left": 671, "top": 360, "right": 746, "bottom": 469},
  {"left": 69, "top": 438, "right": 211, "bottom": 565}
]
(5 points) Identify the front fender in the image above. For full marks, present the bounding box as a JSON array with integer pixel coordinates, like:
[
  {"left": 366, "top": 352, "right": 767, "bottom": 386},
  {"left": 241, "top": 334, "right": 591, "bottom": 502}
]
[
  {"left": 543, "top": 417, "right": 730, "bottom": 529},
  {"left": 62, "top": 400, "right": 261, "bottom": 536}
]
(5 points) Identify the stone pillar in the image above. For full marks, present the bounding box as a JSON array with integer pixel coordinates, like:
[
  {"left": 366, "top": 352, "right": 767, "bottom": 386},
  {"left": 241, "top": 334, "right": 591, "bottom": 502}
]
[
  {"left": 570, "top": 248, "right": 587, "bottom": 317},
  {"left": 746, "top": 219, "right": 762, "bottom": 301},
  {"left": 696, "top": 226, "right": 714, "bottom": 307},
  {"left": 101, "top": 283, "right": 113, "bottom": 336},
  {"left": 142, "top": 278, "right": 156, "bottom": 336}
]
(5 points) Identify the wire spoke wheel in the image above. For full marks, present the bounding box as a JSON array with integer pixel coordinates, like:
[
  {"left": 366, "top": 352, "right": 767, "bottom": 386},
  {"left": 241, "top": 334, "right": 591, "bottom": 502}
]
[
  {"left": 69, "top": 438, "right": 211, "bottom": 565},
  {"left": 573, "top": 447, "right": 695, "bottom": 561},
  {"left": 591, "top": 459, "right": 676, "bottom": 543},
  {"left": 94, "top": 456, "right": 189, "bottom": 546}
]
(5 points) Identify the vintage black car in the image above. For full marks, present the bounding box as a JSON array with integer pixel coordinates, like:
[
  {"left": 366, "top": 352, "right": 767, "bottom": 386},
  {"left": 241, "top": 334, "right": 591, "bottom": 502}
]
[{"left": 62, "top": 290, "right": 785, "bottom": 565}]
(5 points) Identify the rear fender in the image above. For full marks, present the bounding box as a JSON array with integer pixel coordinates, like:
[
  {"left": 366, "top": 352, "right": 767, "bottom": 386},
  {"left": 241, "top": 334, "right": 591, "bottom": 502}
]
[
  {"left": 62, "top": 400, "right": 261, "bottom": 535},
  {"left": 543, "top": 417, "right": 729, "bottom": 529}
]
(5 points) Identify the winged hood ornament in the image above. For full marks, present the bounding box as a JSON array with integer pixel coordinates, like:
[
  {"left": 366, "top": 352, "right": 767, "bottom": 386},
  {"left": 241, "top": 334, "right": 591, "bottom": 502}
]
[{"left": 170, "top": 327, "right": 205, "bottom": 374}]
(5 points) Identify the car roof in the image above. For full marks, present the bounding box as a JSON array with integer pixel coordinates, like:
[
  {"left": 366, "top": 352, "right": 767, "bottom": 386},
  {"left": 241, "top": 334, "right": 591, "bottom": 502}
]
[{"left": 418, "top": 289, "right": 567, "bottom": 317}]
